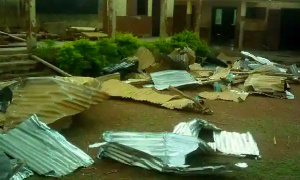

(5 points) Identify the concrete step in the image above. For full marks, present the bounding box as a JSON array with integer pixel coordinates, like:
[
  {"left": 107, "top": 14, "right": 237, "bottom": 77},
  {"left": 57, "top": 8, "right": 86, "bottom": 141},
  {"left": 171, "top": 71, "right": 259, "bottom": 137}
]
[
  {"left": 0, "top": 47, "right": 27, "bottom": 55},
  {"left": 0, "top": 54, "right": 29, "bottom": 61},
  {"left": 0, "top": 60, "right": 37, "bottom": 68}
]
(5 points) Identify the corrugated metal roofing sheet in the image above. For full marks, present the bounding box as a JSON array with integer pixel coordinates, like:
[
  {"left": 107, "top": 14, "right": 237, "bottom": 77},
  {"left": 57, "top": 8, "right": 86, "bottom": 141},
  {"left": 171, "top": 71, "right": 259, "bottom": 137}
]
[
  {"left": 98, "top": 142, "right": 241, "bottom": 175},
  {"left": 0, "top": 114, "right": 94, "bottom": 177},
  {"left": 103, "top": 131, "right": 213, "bottom": 166},
  {"left": 100, "top": 79, "right": 197, "bottom": 110},
  {"left": 151, "top": 70, "right": 200, "bottom": 90},
  {"left": 173, "top": 119, "right": 261, "bottom": 158},
  {"left": 1, "top": 77, "right": 109, "bottom": 129}
]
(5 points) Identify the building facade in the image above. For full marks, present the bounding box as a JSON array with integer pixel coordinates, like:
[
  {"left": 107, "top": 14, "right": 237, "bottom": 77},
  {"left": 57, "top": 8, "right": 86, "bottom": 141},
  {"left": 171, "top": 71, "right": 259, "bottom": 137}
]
[{"left": 103, "top": 0, "right": 300, "bottom": 50}]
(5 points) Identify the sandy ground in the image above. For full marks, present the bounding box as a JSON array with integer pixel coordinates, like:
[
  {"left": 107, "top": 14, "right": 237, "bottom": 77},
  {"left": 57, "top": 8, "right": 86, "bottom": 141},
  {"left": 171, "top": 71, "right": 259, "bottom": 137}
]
[{"left": 28, "top": 85, "right": 300, "bottom": 180}]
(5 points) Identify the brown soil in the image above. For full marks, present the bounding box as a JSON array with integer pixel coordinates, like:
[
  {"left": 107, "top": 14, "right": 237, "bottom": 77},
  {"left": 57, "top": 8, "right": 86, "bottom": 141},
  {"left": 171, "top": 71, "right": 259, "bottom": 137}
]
[{"left": 29, "top": 85, "right": 300, "bottom": 180}]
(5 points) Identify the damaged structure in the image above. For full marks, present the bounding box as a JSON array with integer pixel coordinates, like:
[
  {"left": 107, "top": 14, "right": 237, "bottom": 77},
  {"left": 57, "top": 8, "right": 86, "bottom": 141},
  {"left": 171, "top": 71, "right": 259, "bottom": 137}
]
[
  {"left": 0, "top": 115, "right": 94, "bottom": 177},
  {"left": 93, "top": 118, "right": 260, "bottom": 175}
]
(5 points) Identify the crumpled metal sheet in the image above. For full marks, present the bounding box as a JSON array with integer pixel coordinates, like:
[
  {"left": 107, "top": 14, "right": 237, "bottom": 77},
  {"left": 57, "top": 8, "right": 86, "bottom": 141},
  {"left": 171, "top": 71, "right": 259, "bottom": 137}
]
[
  {"left": 173, "top": 119, "right": 220, "bottom": 137},
  {"left": 10, "top": 160, "right": 34, "bottom": 180},
  {"left": 173, "top": 119, "right": 261, "bottom": 158},
  {"left": 0, "top": 77, "right": 109, "bottom": 129},
  {"left": 0, "top": 114, "right": 94, "bottom": 177},
  {"left": 97, "top": 132, "right": 248, "bottom": 175},
  {"left": 0, "top": 151, "right": 33, "bottom": 180},
  {"left": 208, "top": 131, "right": 260, "bottom": 157},
  {"left": 98, "top": 142, "right": 244, "bottom": 175},
  {"left": 151, "top": 70, "right": 200, "bottom": 90},
  {"left": 102, "top": 131, "right": 213, "bottom": 166}
]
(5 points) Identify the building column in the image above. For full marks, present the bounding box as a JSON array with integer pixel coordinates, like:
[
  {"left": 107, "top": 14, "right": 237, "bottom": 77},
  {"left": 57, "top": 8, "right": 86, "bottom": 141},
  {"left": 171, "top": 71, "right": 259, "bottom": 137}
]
[
  {"left": 25, "top": 0, "right": 37, "bottom": 52},
  {"left": 194, "top": 0, "right": 202, "bottom": 34},
  {"left": 160, "top": 0, "right": 168, "bottom": 38},
  {"left": 108, "top": 0, "right": 116, "bottom": 38},
  {"left": 238, "top": 1, "right": 246, "bottom": 50},
  {"left": 186, "top": 0, "right": 192, "bottom": 30}
]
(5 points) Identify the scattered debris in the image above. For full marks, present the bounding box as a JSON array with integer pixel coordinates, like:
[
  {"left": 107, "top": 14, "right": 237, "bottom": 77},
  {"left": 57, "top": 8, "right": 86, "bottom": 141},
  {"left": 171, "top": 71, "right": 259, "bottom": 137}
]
[
  {"left": 169, "top": 86, "right": 213, "bottom": 114},
  {"left": 244, "top": 74, "right": 287, "bottom": 93},
  {"left": 100, "top": 79, "right": 209, "bottom": 113},
  {"left": 94, "top": 118, "right": 259, "bottom": 175},
  {"left": 217, "top": 52, "right": 241, "bottom": 64},
  {"left": 287, "top": 64, "right": 299, "bottom": 79},
  {"left": 135, "top": 47, "right": 155, "bottom": 71},
  {"left": 96, "top": 131, "right": 248, "bottom": 175},
  {"left": 173, "top": 119, "right": 261, "bottom": 158},
  {"left": 285, "top": 90, "right": 295, "bottom": 100},
  {"left": 199, "top": 90, "right": 249, "bottom": 103},
  {"left": 151, "top": 70, "right": 200, "bottom": 90},
  {"left": 102, "top": 57, "right": 139, "bottom": 79},
  {"left": 209, "top": 67, "right": 231, "bottom": 81},
  {"left": 0, "top": 151, "right": 33, "bottom": 180},
  {"left": 167, "top": 47, "right": 196, "bottom": 70},
  {"left": 0, "top": 115, "right": 94, "bottom": 177}
]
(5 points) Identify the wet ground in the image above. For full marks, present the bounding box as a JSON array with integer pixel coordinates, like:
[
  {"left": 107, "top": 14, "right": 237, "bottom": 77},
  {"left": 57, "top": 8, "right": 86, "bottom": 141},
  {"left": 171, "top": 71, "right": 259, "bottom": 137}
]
[{"left": 29, "top": 85, "right": 300, "bottom": 180}]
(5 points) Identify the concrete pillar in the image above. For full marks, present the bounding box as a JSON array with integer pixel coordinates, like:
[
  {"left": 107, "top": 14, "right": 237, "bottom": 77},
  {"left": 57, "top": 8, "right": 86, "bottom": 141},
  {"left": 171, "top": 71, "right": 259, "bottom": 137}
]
[
  {"left": 25, "top": 0, "right": 37, "bottom": 52},
  {"left": 160, "top": 0, "right": 168, "bottom": 38},
  {"left": 194, "top": 0, "right": 202, "bottom": 34},
  {"left": 108, "top": 0, "right": 116, "bottom": 38},
  {"left": 238, "top": 1, "right": 246, "bottom": 50},
  {"left": 186, "top": 0, "right": 192, "bottom": 30}
]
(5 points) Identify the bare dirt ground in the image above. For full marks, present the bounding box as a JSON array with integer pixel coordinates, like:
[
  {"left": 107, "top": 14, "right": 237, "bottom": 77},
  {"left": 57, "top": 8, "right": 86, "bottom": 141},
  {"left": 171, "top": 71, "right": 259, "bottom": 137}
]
[{"left": 29, "top": 85, "right": 300, "bottom": 180}]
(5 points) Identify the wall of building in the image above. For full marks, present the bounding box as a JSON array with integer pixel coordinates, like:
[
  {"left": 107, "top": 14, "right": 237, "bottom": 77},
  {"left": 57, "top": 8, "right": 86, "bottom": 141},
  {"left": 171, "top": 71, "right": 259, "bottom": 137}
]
[
  {"left": 0, "top": 0, "right": 25, "bottom": 30},
  {"left": 0, "top": 0, "right": 102, "bottom": 33}
]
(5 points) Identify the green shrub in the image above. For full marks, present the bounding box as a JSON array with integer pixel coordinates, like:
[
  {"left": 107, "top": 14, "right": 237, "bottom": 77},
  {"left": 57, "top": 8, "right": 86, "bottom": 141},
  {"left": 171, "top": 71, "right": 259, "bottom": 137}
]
[
  {"left": 33, "top": 39, "right": 58, "bottom": 64},
  {"left": 171, "top": 30, "right": 210, "bottom": 57},
  {"left": 57, "top": 42, "right": 89, "bottom": 76},
  {"left": 153, "top": 39, "right": 173, "bottom": 54},
  {"left": 95, "top": 38, "right": 119, "bottom": 64},
  {"left": 113, "top": 33, "right": 140, "bottom": 59}
]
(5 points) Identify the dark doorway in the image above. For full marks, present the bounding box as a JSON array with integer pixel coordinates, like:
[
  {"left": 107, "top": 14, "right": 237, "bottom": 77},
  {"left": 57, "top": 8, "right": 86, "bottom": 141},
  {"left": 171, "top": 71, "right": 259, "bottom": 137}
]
[
  {"left": 152, "top": 0, "right": 161, "bottom": 36},
  {"left": 211, "top": 7, "right": 237, "bottom": 46},
  {"left": 266, "top": 9, "right": 281, "bottom": 50},
  {"left": 280, "top": 9, "right": 300, "bottom": 50},
  {"left": 173, "top": 5, "right": 187, "bottom": 34}
]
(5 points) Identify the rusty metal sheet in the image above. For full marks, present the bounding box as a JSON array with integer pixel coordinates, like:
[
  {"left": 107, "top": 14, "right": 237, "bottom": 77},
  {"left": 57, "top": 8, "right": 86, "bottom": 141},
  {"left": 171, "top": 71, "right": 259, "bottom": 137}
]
[
  {"left": 1, "top": 77, "right": 109, "bottom": 129},
  {"left": 100, "top": 79, "right": 197, "bottom": 111}
]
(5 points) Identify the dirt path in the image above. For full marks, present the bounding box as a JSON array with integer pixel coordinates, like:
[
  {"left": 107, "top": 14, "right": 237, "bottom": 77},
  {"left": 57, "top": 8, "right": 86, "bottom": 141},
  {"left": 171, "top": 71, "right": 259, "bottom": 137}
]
[{"left": 29, "top": 85, "right": 300, "bottom": 180}]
